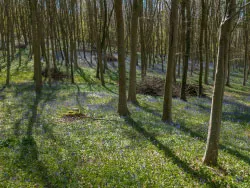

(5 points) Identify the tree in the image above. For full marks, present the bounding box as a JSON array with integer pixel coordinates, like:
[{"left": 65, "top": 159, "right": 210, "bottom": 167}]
[
  {"left": 30, "top": 0, "right": 42, "bottom": 94},
  {"left": 93, "top": 0, "right": 105, "bottom": 86},
  {"left": 204, "top": 0, "right": 209, "bottom": 85},
  {"left": 180, "top": 0, "right": 191, "bottom": 101},
  {"left": 243, "top": 1, "right": 249, "bottom": 86},
  {"left": 114, "top": 0, "right": 130, "bottom": 116},
  {"left": 128, "top": 0, "right": 139, "bottom": 104},
  {"left": 203, "top": 0, "right": 236, "bottom": 166},
  {"left": 198, "top": 0, "right": 206, "bottom": 97},
  {"left": 139, "top": 0, "right": 147, "bottom": 80},
  {"left": 162, "top": 0, "right": 179, "bottom": 122},
  {"left": 5, "top": 0, "right": 11, "bottom": 86}
]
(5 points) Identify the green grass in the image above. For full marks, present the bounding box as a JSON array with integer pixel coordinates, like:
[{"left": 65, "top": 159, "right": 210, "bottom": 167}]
[{"left": 0, "top": 54, "right": 249, "bottom": 187}]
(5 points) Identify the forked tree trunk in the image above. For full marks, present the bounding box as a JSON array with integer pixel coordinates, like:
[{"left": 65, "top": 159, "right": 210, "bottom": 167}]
[{"left": 203, "top": 0, "right": 236, "bottom": 166}]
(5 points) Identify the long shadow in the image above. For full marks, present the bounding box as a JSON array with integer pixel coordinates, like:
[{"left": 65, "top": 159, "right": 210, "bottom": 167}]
[
  {"left": 106, "top": 69, "right": 119, "bottom": 83},
  {"left": 77, "top": 67, "right": 95, "bottom": 84},
  {"left": 74, "top": 83, "right": 87, "bottom": 112},
  {"left": 125, "top": 117, "right": 229, "bottom": 187},
  {"left": 78, "top": 66, "right": 118, "bottom": 95},
  {"left": 14, "top": 111, "right": 30, "bottom": 137},
  {"left": 16, "top": 92, "right": 74, "bottom": 187},
  {"left": 138, "top": 104, "right": 250, "bottom": 166},
  {"left": 224, "top": 141, "right": 250, "bottom": 153},
  {"left": 177, "top": 120, "right": 250, "bottom": 165},
  {"left": 135, "top": 103, "right": 161, "bottom": 118},
  {"left": 76, "top": 67, "right": 96, "bottom": 92},
  {"left": 13, "top": 84, "right": 57, "bottom": 138},
  {"left": 188, "top": 97, "right": 250, "bottom": 124},
  {"left": 13, "top": 83, "right": 35, "bottom": 97},
  {"left": 222, "top": 98, "right": 250, "bottom": 124},
  {"left": 0, "top": 85, "right": 6, "bottom": 93},
  {"left": 37, "top": 89, "right": 58, "bottom": 141},
  {"left": 226, "top": 86, "right": 250, "bottom": 97},
  {"left": 191, "top": 102, "right": 211, "bottom": 114},
  {"left": 17, "top": 94, "right": 53, "bottom": 186},
  {"left": 103, "top": 84, "right": 118, "bottom": 95},
  {"left": 75, "top": 83, "right": 117, "bottom": 113}
]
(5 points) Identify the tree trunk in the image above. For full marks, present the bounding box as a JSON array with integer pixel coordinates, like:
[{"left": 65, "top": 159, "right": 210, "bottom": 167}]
[
  {"left": 139, "top": 0, "right": 146, "bottom": 80},
  {"left": 199, "top": 0, "right": 206, "bottom": 97},
  {"left": 114, "top": 0, "right": 130, "bottom": 116},
  {"left": 5, "top": 2, "right": 11, "bottom": 86},
  {"left": 204, "top": 2, "right": 209, "bottom": 85},
  {"left": 181, "top": 0, "right": 191, "bottom": 101},
  {"left": 203, "top": 0, "right": 236, "bottom": 166},
  {"left": 162, "top": 0, "right": 179, "bottom": 122},
  {"left": 243, "top": 27, "right": 248, "bottom": 86},
  {"left": 30, "top": 0, "right": 42, "bottom": 94},
  {"left": 128, "top": 0, "right": 139, "bottom": 104}
]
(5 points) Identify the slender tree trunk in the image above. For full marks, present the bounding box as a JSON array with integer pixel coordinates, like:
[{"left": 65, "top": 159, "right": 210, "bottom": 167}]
[
  {"left": 162, "top": 0, "right": 179, "bottom": 122},
  {"left": 204, "top": 2, "right": 209, "bottom": 85},
  {"left": 30, "top": 0, "right": 42, "bottom": 94},
  {"left": 243, "top": 28, "right": 248, "bottom": 86},
  {"left": 226, "top": 38, "right": 232, "bottom": 86},
  {"left": 181, "top": 0, "right": 191, "bottom": 101},
  {"left": 139, "top": 0, "right": 146, "bottom": 80},
  {"left": 128, "top": 0, "right": 139, "bottom": 104},
  {"left": 114, "top": 0, "right": 130, "bottom": 116},
  {"left": 203, "top": 0, "right": 236, "bottom": 166},
  {"left": 199, "top": 0, "right": 205, "bottom": 97},
  {"left": 5, "top": 2, "right": 11, "bottom": 86}
]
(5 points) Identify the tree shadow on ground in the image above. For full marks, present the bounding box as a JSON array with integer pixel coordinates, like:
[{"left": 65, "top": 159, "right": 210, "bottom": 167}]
[
  {"left": 137, "top": 103, "right": 250, "bottom": 166},
  {"left": 0, "top": 85, "right": 6, "bottom": 92},
  {"left": 176, "top": 119, "right": 250, "bottom": 166},
  {"left": 16, "top": 94, "right": 53, "bottom": 186},
  {"left": 226, "top": 85, "right": 250, "bottom": 97},
  {"left": 74, "top": 83, "right": 87, "bottom": 112},
  {"left": 223, "top": 141, "right": 250, "bottom": 153},
  {"left": 77, "top": 67, "right": 96, "bottom": 84},
  {"left": 188, "top": 96, "right": 250, "bottom": 125},
  {"left": 103, "top": 84, "right": 118, "bottom": 95},
  {"left": 106, "top": 69, "right": 118, "bottom": 82},
  {"left": 222, "top": 98, "right": 250, "bottom": 125},
  {"left": 135, "top": 103, "right": 162, "bottom": 118},
  {"left": 13, "top": 84, "right": 57, "bottom": 138},
  {"left": 14, "top": 93, "right": 75, "bottom": 187},
  {"left": 125, "top": 117, "right": 229, "bottom": 187}
]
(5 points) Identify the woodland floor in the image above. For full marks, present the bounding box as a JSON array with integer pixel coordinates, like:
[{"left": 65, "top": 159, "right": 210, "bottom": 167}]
[{"left": 0, "top": 50, "right": 249, "bottom": 187}]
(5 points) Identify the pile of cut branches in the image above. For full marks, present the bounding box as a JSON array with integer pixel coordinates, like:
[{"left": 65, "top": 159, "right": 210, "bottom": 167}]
[
  {"left": 104, "top": 54, "right": 117, "bottom": 62},
  {"left": 136, "top": 76, "right": 202, "bottom": 97},
  {"left": 42, "top": 68, "right": 67, "bottom": 81}
]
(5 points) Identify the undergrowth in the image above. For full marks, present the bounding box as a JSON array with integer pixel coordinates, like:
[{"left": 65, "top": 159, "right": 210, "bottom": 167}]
[{"left": 0, "top": 52, "right": 249, "bottom": 187}]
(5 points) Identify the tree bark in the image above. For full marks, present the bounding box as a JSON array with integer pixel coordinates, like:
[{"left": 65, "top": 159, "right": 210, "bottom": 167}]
[
  {"left": 139, "top": 0, "right": 147, "bottom": 80},
  {"left": 114, "top": 0, "right": 130, "bottom": 116},
  {"left": 162, "top": 0, "right": 179, "bottom": 122},
  {"left": 181, "top": 0, "right": 191, "bottom": 101},
  {"left": 30, "top": 0, "right": 42, "bottom": 94},
  {"left": 199, "top": 0, "right": 205, "bottom": 97},
  {"left": 128, "top": 0, "right": 139, "bottom": 104},
  {"left": 203, "top": 0, "right": 236, "bottom": 166}
]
